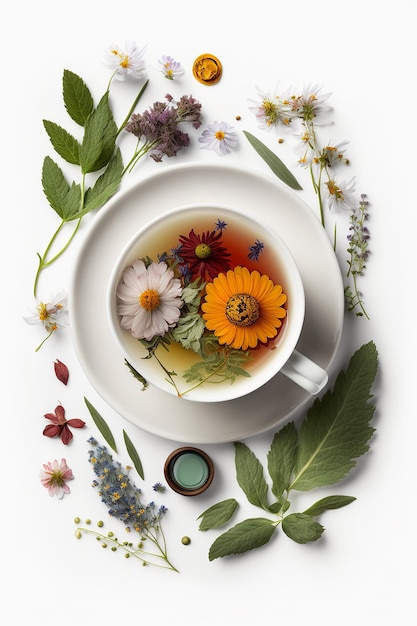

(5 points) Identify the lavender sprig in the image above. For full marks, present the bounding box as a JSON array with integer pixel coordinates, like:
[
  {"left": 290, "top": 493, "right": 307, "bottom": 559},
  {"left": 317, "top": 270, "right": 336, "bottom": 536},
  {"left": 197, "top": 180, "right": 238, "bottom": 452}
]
[{"left": 86, "top": 437, "right": 178, "bottom": 571}]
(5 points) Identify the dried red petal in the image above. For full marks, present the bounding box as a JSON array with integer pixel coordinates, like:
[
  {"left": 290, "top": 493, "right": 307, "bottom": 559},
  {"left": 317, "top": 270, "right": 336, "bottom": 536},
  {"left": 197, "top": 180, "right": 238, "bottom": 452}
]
[
  {"left": 43, "top": 424, "right": 62, "bottom": 438},
  {"left": 54, "top": 359, "right": 69, "bottom": 385},
  {"left": 66, "top": 418, "right": 86, "bottom": 429},
  {"left": 60, "top": 424, "right": 73, "bottom": 445}
]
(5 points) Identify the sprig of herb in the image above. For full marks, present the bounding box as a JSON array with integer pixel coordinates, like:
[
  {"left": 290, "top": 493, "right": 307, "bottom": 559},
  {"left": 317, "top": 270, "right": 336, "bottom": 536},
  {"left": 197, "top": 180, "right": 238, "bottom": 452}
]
[
  {"left": 197, "top": 341, "right": 378, "bottom": 560},
  {"left": 344, "top": 194, "right": 370, "bottom": 318},
  {"left": 33, "top": 70, "right": 148, "bottom": 297}
]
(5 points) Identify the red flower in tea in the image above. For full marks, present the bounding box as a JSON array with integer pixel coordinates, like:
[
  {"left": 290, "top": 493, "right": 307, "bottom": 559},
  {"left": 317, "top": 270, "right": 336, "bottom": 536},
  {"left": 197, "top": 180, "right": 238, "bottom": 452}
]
[{"left": 177, "top": 228, "right": 231, "bottom": 281}]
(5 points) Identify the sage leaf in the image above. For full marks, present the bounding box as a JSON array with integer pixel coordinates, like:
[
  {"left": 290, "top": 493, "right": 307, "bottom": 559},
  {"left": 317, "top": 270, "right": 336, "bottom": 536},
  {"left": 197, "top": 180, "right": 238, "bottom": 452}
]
[
  {"left": 282, "top": 513, "right": 324, "bottom": 544},
  {"left": 79, "top": 93, "right": 117, "bottom": 174},
  {"left": 63, "top": 69, "right": 94, "bottom": 126},
  {"left": 84, "top": 396, "right": 117, "bottom": 453},
  {"left": 289, "top": 341, "right": 378, "bottom": 492},
  {"left": 234, "top": 442, "right": 270, "bottom": 510},
  {"left": 267, "top": 422, "right": 298, "bottom": 499},
  {"left": 43, "top": 120, "right": 80, "bottom": 165},
  {"left": 303, "top": 495, "right": 356, "bottom": 517},
  {"left": 123, "top": 430, "right": 144, "bottom": 480},
  {"left": 81, "top": 149, "right": 123, "bottom": 216},
  {"left": 208, "top": 518, "right": 276, "bottom": 560},
  {"left": 198, "top": 498, "right": 238, "bottom": 531},
  {"left": 243, "top": 130, "right": 302, "bottom": 190}
]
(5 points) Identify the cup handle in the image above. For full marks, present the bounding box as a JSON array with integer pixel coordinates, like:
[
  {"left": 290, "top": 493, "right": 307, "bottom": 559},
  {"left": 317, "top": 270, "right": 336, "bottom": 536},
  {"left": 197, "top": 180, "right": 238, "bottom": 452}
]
[{"left": 280, "top": 349, "right": 328, "bottom": 395}]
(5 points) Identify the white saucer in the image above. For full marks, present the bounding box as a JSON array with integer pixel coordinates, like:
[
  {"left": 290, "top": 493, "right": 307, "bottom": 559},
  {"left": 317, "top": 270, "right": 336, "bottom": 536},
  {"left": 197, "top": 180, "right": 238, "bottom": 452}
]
[{"left": 69, "top": 162, "right": 344, "bottom": 444}]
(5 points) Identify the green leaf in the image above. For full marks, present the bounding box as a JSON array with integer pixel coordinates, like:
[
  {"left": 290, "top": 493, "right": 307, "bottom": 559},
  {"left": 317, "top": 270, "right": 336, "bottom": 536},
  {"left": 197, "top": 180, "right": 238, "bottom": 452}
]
[
  {"left": 303, "top": 495, "right": 356, "bottom": 517},
  {"left": 79, "top": 92, "right": 117, "bottom": 174},
  {"left": 267, "top": 422, "right": 298, "bottom": 499},
  {"left": 243, "top": 130, "right": 302, "bottom": 190},
  {"left": 208, "top": 518, "right": 276, "bottom": 560},
  {"left": 81, "top": 149, "right": 123, "bottom": 216},
  {"left": 84, "top": 396, "right": 117, "bottom": 453},
  {"left": 123, "top": 430, "right": 144, "bottom": 480},
  {"left": 41, "top": 156, "right": 70, "bottom": 218},
  {"left": 289, "top": 341, "right": 378, "bottom": 491},
  {"left": 282, "top": 513, "right": 324, "bottom": 544},
  {"left": 62, "top": 69, "right": 94, "bottom": 126},
  {"left": 234, "top": 442, "right": 270, "bottom": 510},
  {"left": 198, "top": 499, "right": 238, "bottom": 531},
  {"left": 43, "top": 120, "right": 80, "bottom": 165}
]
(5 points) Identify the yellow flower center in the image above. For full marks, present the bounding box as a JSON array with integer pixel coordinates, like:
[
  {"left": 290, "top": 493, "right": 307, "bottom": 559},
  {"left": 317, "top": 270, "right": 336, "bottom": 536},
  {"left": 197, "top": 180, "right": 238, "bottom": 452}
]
[
  {"left": 49, "top": 471, "right": 65, "bottom": 487},
  {"left": 225, "top": 293, "right": 260, "bottom": 327},
  {"left": 195, "top": 243, "right": 211, "bottom": 259},
  {"left": 215, "top": 131, "right": 225, "bottom": 141},
  {"left": 38, "top": 303, "right": 49, "bottom": 321},
  {"left": 139, "top": 289, "right": 160, "bottom": 311}
]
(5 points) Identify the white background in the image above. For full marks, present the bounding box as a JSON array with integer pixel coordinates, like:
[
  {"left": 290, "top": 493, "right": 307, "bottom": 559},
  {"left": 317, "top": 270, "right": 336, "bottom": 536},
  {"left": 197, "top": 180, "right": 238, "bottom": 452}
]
[{"left": 2, "top": 1, "right": 415, "bottom": 623}]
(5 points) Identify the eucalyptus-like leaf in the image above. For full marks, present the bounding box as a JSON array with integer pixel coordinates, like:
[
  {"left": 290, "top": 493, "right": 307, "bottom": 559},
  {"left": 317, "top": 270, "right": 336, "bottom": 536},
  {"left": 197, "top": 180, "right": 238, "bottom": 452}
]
[
  {"left": 62, "top": 69, "right": 94, "bottom": 126},
  {"left": 43, "top": 120, "right": 80, "bottom": 165},
  {"left": 123, "top": 430, "right": 144, "bottom": 480},
  {"left": 198, "top": 499, "right": 238, "bottom": 531},
  {"left": 289, "top": 341, "right": 378, "bottom": 492},
  {"left": 208, "top": 518, "right": 276, "bottom": 560},
  {"left": 282, "top": 513, "right": 324, "bottom": 544},
  {"left": 243, "top": 130, "right": 302, "bottom": 190},
  {"left": 84, "top": 397, "right": 117, "bottom": 453},
  {"left": 79, "top": 93, "right": 117, "bottom": 174},
  {"left": 303, "top": 495, "right": 356, "bottom": 517},
  {"left": 267, "top": 422, "right": 298, "bottom": 499},
  {"left": 80, "top": 149, "right": 123, "bottom": 216},
  {"left": 234, "top": 442, "right": 270, "bottom": 510}
]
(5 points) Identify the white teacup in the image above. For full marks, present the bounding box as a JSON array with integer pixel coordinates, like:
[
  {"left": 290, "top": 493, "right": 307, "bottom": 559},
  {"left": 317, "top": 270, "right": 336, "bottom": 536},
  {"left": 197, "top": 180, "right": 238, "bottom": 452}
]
[{"left": 106, "top": 204, "right": 328, "bottom": 402}]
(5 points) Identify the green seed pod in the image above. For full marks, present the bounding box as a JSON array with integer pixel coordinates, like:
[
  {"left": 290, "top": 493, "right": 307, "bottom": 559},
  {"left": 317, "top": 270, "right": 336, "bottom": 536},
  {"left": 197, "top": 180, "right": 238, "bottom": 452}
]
[{"left": 181, "top": 536, "right": 191, "bottom": 545}]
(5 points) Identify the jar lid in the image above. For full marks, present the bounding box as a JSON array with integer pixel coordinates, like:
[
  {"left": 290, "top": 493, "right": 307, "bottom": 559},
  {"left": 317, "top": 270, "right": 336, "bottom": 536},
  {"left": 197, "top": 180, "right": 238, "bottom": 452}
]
[{"left": 164, "top": 447, "right": 215, "bottom": 496}]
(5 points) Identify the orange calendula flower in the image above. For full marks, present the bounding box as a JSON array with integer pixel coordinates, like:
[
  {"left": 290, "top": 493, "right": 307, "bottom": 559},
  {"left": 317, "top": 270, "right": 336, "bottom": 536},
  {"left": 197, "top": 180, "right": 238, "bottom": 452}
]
[
  {"left": 201, "top": 266, "right": 287, "bottom": 351},
  {"left": 192, "top": 53, "right": 222, "bottom": 85}
]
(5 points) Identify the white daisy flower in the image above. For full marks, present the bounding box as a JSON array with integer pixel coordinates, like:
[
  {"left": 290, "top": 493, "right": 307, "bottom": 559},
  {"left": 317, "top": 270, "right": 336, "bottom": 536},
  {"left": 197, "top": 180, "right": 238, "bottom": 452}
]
[
  {"left": 116, "top": 260, "right": 183, "bottom": 341},
  {"left": 158, "top": 55, "right": 185, "bottom": 80},
  {"left": 198, "top": 121, "right": 238, "bottom": 156},
  {"left": 325, "top": 177, "right": 357, "bottom": 211},
  {"left": 102, "top": 41, "right": 147, "bottom": 81},
  {"left": 248, "top": 84, "right": 294, "bottom": 131},
  {"left": 24, "top": 293, "right": 68, "bottom": 332}
]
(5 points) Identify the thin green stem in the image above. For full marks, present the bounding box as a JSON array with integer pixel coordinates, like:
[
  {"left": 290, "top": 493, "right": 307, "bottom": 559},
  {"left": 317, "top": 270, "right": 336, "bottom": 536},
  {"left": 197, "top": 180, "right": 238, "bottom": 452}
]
[{"left": 116, "top": 79, "right": 149, "bottom": 137}]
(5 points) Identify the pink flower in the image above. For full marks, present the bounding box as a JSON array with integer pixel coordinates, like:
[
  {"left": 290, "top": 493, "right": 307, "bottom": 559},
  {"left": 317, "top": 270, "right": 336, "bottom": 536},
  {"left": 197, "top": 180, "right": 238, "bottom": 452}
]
[
  {"left": 43, "top": 404, "right": 86, "bottom": 445},
  {"left": 40, "top": 458, "right": 74, "bottom": 499}
]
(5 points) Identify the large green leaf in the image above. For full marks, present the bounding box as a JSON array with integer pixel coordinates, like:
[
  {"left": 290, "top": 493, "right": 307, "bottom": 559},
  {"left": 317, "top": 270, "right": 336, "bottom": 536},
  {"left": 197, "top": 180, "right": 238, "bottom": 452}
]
[
  {"left": 234, "top": 442, "right": 270, "bottom": 510},
  {"left": 79, "top": 93, "right": 117, "bottom": 174},
  {"left": 282, "top": 513, "right": 324, "bottom": 544},
  {"left": 198, "top": 499, "right": 238, "bottom": 531},
  {"left": 290, "top": 341, "right": 378, "bottom": 491},
  {"left": 41, "top": 156, "right": 70, "bottom": 218},
  {"left": 209, "top": 518, "right": 276, "bottom": 560},
  {"left": 267, "top": 421, "right": 298, "bottom": 499},
  {"left": 243, "top": 130, "right": 302, "bottom": 190},
  {"left": 63, "top": 69, "right": 94, "bottom": 126},
  {"left": 43, "top": 120, "right": 80, "bottom": 165},
  {"left": 81, "top": 149, "right": 123, "bottom": 216}
]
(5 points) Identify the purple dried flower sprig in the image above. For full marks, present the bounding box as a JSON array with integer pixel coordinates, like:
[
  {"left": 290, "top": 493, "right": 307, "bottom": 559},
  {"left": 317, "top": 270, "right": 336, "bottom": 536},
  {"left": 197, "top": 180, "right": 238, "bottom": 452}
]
[{"left": 124, "top": 93, "right": 202, "bottom": 171}]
